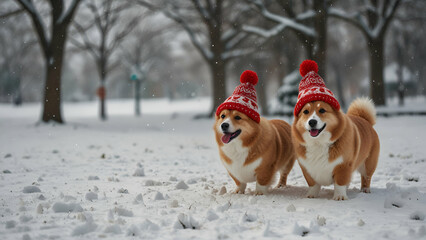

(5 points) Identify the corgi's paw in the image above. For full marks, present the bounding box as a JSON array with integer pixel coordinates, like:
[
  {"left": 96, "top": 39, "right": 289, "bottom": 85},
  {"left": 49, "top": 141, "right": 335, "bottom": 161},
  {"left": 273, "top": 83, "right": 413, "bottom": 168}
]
[
  {"left": 333, "top": 194, "right": 348, "bottom": 201},
  {"left": 233, "top": 183, "right": 246, "bottom": 194},
  {"left": 306, "top": 184, "right": 320, "bottom": 198},
  {"left": 254, "top": 183, "right": 269, "bottom": 195},
  {"left": 333, "top": 184, "right": 348, "bottom": 201}
]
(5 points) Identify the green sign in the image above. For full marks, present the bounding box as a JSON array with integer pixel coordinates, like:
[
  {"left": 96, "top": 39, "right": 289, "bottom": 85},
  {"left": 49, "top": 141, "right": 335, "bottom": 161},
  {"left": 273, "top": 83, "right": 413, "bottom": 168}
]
[{"left": 130, "top": 74, "right": 138, "bottom": 81}]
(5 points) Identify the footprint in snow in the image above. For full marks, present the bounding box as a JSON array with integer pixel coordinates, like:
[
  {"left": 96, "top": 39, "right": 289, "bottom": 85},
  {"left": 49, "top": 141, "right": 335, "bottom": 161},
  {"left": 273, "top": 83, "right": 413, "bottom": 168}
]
[
  {"left": 410, "top": 211, "right": 425, "bottom": 221},
  {"left": 175, "top": 181, "right": 189, "bottom": 190},
  {"left": 85, "top": 192, "right": 98, "bottom": 201},
  {"left": 23, "top": 186, "right": 41, "bottom": 193}
]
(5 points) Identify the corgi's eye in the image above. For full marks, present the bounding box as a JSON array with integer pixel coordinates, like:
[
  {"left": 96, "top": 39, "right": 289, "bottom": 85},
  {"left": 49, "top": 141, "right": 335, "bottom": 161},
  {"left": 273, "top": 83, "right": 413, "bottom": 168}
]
[
  {"left": 235, "top": 116, "right": 241, "bottom": 120},
  {"left": 319, "top": 108, "right": 326, "bottom": 113},
  {"left": 303, "top": 110, "right": 309, "bottom": 114},
  {"left": 221, "top": 114, "right": 225, "bottom": 119}
]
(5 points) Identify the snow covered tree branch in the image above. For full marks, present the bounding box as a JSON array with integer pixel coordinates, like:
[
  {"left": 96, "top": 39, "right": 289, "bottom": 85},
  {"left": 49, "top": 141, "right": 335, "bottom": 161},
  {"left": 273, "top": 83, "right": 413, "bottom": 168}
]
[
  {"left": 243, "top": 0, "right": 316, "bottom": 38},
  {"left": 242, "top": 0, "right": 329, "bottom": 77}
]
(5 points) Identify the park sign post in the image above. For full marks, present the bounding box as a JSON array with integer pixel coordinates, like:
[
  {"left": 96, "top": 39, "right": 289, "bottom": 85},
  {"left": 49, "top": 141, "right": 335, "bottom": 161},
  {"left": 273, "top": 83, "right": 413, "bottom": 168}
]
[{"left": 131, "top": 73, "right": 141, "bottom": 116}]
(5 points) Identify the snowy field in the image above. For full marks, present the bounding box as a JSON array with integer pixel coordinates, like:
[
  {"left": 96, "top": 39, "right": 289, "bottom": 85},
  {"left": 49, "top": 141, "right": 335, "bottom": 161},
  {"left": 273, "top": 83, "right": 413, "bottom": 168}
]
[{"left": 1, "top": 98, "right": 426, "bottom": 240}]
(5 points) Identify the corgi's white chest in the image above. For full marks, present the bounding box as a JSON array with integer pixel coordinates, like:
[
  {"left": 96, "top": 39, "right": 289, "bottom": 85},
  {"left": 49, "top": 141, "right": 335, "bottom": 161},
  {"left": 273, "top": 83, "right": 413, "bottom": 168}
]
[
  {"left": 298, "top": 132, "right": 343, "bottom": 186},
  {"left": 220, "top": 139, "right": 261, "bottom": 183}
]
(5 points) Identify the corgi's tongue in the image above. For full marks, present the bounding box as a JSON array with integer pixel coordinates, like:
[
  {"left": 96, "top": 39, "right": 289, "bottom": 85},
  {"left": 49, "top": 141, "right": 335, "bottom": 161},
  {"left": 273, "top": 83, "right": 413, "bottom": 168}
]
[
  {"left": 310, "top": 129, "right": 320, "bottom": 137},
  {"left": 221, "top": 133, "right": 232, "bottom": 144}
]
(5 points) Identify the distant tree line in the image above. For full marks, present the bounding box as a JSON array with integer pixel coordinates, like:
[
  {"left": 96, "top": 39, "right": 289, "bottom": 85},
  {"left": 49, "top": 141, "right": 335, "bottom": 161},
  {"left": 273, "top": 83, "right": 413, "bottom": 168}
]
[{"left": 0, "top": 0, "right": 425, "bottom": 123}]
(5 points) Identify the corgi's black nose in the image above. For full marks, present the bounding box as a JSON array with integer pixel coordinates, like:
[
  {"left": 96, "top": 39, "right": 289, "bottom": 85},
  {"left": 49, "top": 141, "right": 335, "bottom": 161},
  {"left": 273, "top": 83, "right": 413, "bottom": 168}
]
[
  {"left": 309, "top": 119, "right": 317, "bottom": 128},
  {"left": 221, "top": 123, "right": 229, "bottom": 131}
]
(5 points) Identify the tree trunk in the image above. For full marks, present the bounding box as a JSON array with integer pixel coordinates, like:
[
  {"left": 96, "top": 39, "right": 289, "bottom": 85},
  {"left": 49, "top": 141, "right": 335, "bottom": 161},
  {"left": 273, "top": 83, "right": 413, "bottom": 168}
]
[
  {"left": 302, "top": 37, "right": 315, "bottom": 60},
  {"left": 100, "top": 80, "right": 107, "bottom": 121},
  {"left": 313, "top": 0, "right": 327, "bottom": 79},
  {"left": 396, "top": 36, "right": 404, "bottom": 106},
  {"left": 253, "top": 59, "right": 268, "bottom": 115},
  {"left": 41, "top": 29, "right": 66, "bottom": 123},
  {"left": 208, "top": 8, "right": 226, "bottom": 118},
  {"left": 135, "top": 79, "right": 141, "bottom": 116},
  {"left": 333, "top": 62, "right": 346, "bottom": 109},
  {"left": 256, "top": 73, "right": 268, "bottom": 115},
  {"left": 98, "top": 56, "right": 108, "bottom": 121},
  {"left": 210, "top": 60, "right": 227, "bottom": 116},
  {"left": 42, "top": 59, "right": 63, "bottom": 123},
  {"left": 368, "top": 38, "right": 386, "bottom": 106}
]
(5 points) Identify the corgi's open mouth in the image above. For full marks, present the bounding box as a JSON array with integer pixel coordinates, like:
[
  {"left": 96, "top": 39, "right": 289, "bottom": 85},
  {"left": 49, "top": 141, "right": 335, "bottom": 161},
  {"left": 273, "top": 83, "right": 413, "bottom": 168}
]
[
  {"left": 309, "top": 124, "right": 326, "bottom": 137},
  {"left": 221, "top": 130, "right": 242, "bottom": 144}
]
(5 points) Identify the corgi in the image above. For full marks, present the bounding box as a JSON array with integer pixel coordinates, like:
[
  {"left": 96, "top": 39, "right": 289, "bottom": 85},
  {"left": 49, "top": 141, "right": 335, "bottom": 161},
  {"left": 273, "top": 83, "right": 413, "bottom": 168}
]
[
  {"left": 292, "top": 98, "right": 380, "bottom": 200},
  {"left": 214, "top": 110, "right": 296, "bottom": 194}
]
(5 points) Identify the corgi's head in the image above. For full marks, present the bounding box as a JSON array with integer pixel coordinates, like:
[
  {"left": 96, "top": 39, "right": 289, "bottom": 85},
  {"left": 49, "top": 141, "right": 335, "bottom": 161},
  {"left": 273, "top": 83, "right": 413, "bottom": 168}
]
[
  {"left": 214, "top": 109, "right": 259, "bottom": 146},
  {"left": 292, "top": 101, "right": 345, "bottom": 143}
]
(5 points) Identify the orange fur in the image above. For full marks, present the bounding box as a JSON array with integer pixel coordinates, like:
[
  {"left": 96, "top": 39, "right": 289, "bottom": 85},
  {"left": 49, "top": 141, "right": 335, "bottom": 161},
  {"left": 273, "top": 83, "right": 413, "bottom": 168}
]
[
  {"left": 292, "top": 98, "right": 380, "bottom": 200},
  {"left": 214, "top": 110, "right": 296, "bottom": 194}
]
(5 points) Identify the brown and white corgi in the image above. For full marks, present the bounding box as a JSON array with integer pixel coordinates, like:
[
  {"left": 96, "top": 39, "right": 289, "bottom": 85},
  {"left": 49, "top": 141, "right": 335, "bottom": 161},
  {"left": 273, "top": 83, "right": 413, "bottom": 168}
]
[
  {"left": 214, "top": 109, "right": 296, "bottom": 195},
  {"left": 292, "top": 98, "right": 380, "bottom": 200},
  {"left": 213, "top": 70, "right": 295, "bottom": 195}
]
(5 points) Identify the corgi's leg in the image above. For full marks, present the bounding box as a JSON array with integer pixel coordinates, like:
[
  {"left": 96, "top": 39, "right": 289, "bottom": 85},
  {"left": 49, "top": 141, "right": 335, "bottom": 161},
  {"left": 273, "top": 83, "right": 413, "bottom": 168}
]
[
  {"left": 254, "top": 164, "right": 275, "bottom": 195},
  {"left": 276, "top": 156, "right": 296, "bottom": 188},
  {"left": 300, "top": 164, "right": 320, "bottom": 198},
  {"left": 361, "top": 138, "right": 380, "bottom": 193},
  {"left": 332, "top": 163, "right": 352, "bottom": 200},
  {"left": 357, "top": 163, "right": 369, "bottom": 193},
  {"left": 228, "top": 172, "right": 246, "bottom": 194}
]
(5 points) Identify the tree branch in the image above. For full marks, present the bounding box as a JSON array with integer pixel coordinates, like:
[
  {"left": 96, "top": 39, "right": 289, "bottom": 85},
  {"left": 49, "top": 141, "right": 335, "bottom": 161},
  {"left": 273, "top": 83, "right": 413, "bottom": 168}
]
[
  {"left": 106, "top": 16, "right": 140, "bottom": 57},
  {"left": 191, "top": 0, "right": 211, "bottom": 24},
  {"left": 0, "top": 8, "right": 25, "bottom": 19},
  {"left": 328, "top": 7, "right": 370, "bottom": 37},
  {"left": 69, "top": 21, "right": 100, "bottom": 59},
  {"left": 56, "top": 0, "right": 82, "bottom": 25},
  {"left": 133, "top": 0, "right": 213, "bottom": 61},
  {"left": 381, "top": 0, "right": 401, "bottom": 33},
  {"left": 16, "top": 0, "right": 50, "bottom": 57}
]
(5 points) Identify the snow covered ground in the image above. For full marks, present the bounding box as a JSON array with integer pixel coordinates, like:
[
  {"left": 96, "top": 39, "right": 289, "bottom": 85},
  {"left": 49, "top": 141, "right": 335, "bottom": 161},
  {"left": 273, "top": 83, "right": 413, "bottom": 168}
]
[{"left": 1, "top": 98, "right": 426, "bottom": 240}]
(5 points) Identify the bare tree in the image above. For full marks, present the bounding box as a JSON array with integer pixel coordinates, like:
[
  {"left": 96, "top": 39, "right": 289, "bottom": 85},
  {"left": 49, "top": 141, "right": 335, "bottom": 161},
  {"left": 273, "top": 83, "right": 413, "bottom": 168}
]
[
  {"left": 243, "top": 0, "right": 329, "bottom": 77},
  {"left": 0, "top": 2, "right": 38, "bottom": 104},
  {"left": 329, "top": 0, "right": 401, "bottom": 106},
  {"left": 134, "top": 0, "right": 258, "bottom": 117},
  {"left": 392, "top": 0, "right": 426, "bottom": 100},
  {"left": 15, "top": 0, "right": 82, "bottom": 123},
  {"left": 120, "top": 22, "right": 172, "bottom": 116},
  {"left": 70, "top": 0, "right": 140, "bottom": 120}
]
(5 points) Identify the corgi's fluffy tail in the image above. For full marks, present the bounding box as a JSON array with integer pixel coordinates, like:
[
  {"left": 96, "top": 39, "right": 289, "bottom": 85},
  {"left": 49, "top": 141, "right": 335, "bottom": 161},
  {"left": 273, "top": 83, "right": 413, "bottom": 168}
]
[{"left": 347, "top": 97, "right": 376, "bottom": 125}]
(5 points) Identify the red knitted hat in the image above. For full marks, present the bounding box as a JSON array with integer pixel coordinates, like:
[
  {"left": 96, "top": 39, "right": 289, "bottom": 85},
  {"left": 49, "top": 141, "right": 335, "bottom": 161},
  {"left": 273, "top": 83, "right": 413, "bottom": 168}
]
[
  {"left": 216, "top": 70, "right": 260, "bottom": 123},
  {"left": 294, "top": 60, "right": 340, "bottom": 116}
]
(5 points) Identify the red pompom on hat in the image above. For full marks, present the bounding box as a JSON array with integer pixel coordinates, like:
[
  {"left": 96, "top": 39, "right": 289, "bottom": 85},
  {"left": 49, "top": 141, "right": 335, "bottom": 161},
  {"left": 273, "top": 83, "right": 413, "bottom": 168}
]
[
  {"left": 216, "top": 70, "right": 260, "bottom": 123},
  {"left": 299, "top": 59, "right": 319, "bottom": 77},
  {"left": 240, "top": 70, "right": 258, "bottom": 85},
  {"left": 294, "top": 60, "right": 340, "bottom": 116}
]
